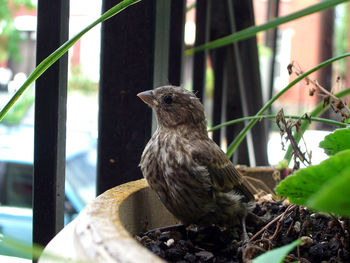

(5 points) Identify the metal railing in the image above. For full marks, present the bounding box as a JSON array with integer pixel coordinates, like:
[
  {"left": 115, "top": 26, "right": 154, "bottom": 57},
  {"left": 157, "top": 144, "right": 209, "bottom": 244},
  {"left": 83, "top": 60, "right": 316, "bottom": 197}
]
[{"left": 33, "top": 0, "right": 267, "bottom": 250}]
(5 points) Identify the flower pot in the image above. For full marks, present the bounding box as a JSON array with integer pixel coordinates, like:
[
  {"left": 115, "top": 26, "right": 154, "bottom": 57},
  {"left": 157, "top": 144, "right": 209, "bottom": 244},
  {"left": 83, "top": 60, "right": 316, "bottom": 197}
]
[{"left": 39, "top": 167, "right": 279, "bottom": 263}]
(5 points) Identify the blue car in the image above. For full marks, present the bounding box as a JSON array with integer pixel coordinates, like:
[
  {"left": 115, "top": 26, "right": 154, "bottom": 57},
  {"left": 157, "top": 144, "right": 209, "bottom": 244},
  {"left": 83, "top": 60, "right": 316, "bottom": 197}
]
[{"left": 0, "top": 125, "right": 96, "bottom": 259}]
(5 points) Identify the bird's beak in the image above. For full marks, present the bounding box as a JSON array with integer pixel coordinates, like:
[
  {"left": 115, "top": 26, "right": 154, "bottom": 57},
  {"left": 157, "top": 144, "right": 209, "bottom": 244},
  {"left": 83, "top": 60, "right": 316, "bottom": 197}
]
[{"left": 137, "top": 90, "right": 158, "bottom": 107}]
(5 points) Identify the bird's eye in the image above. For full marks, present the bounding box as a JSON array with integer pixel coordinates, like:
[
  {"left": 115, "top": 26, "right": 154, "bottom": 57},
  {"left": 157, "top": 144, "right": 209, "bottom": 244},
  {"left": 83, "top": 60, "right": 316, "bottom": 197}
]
[{"left": 163, "top": 95, "right": 173, "bottom": 104}]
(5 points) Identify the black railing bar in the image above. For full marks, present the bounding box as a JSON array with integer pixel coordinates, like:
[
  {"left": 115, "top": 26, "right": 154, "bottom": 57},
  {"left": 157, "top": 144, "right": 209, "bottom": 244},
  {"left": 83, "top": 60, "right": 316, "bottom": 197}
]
[
  {"left": 33, "top": 0, "right": 69, "bottom": 252},
  {"left": 168, "top": 0, "right": 186, "bottom": 86},
  {"left": 227, "top": 0, "right": 256, "bottom": 166},
  {"left": 192, "top": 0, "right": 211, "bottom": 102}
]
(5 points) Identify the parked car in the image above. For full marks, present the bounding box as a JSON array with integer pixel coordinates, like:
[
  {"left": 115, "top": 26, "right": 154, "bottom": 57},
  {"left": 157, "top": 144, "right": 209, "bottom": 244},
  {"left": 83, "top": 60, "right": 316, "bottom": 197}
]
[{"left": 0, "top": 124, "right": 96, "bottom": 259}]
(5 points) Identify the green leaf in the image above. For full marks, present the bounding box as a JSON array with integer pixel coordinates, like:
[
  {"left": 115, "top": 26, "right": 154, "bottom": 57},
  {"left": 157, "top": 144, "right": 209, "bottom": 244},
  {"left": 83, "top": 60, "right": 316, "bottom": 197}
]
[
  {"left": 252, "top": 239, "right": 301, "bottom": 263},
  {"left": 2, "top": 90, "right": 34, "bottom": 125},
  {"left": 308, "top": 167, "right": 350, "bottom": 216},
  {"left": 276, "top": 149, "right": 350, "bottom": 206},
  {"left": 319, "top": 128, "right": 350, "bottom": 156},
  {"left": 0, "top": 234, "right": 43, "bottom": 260},
  {"left": 0, "top": 234, "right": 85, "bottom": 262}
]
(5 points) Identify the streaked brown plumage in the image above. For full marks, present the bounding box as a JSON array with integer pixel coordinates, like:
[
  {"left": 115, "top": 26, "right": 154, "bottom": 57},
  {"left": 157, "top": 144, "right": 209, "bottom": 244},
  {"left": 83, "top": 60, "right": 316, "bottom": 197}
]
[{"left": 138, "top": 86, "right": 255, "bottom": 233}]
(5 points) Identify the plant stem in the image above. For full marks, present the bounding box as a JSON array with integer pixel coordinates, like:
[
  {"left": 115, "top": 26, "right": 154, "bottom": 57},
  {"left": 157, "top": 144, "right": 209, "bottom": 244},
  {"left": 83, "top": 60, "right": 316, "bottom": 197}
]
[
  {"left": 209, "top": 114, "right": 347, "bottom": 132},
  {"left": 225, "top": 52, "right": 350, "bottom": 158},
  {"left": 0, "top": 0, "right": 141, "bottom": 121}
]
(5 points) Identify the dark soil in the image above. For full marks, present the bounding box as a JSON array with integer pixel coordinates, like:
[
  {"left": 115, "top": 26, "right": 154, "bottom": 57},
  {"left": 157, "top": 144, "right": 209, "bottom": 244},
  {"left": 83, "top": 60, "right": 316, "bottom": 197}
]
[{"left": 136, "top": 200, "right": 350, "bottom": 263}]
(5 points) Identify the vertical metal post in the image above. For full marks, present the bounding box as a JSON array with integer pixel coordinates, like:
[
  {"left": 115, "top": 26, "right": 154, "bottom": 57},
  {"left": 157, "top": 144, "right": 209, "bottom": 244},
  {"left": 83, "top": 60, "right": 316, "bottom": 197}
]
[
  {"left": 226, "top": 0, "right": 256, "bottom": 166},
  {"left": 209, "top": 0, "right": 236, "bottom": 149},
  {"left": 153, "top": 0, "right": 171, "bottom": 88},
  {"left": 192, "top": 0, "right": 210, "bottom": 101},
  {"left": 168, "top": 0, "right": 186, "bottom": 86},
  {"left": 318, "top": 5, "right": 334, "bottom": 128},
  {"left": 209, "top": 0, "right": 268, "bottom": 165},
  {"left": 230, "top": 0, "right": 268, "bottom": 166},
  {"left": 33, "top": 0, "right": 69, "bottom": 248},
  {"left": 98, "top": 0, "right": 173, "bottom": 194},
  {"left": 211, "top": 47, "right": 226, "bottom": 145}
]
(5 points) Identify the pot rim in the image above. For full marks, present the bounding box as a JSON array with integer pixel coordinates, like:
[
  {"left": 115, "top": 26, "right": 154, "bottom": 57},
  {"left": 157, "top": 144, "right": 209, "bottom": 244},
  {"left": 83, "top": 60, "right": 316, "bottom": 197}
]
[{"left": 40, "top": 179, "right": 166, "bottom": 263}]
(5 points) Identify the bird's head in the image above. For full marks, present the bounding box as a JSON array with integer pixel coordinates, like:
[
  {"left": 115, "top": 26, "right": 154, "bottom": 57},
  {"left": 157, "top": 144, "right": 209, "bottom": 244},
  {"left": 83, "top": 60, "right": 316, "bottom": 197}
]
[{"left": 137, "top": 86, "right": 207, "bottom": 130}]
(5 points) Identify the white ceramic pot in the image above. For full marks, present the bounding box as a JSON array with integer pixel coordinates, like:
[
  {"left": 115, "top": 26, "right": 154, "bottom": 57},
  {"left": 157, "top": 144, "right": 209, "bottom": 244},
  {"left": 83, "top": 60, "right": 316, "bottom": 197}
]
[{"left": 39, "top": 167, "right": 279, "bottom": 262}]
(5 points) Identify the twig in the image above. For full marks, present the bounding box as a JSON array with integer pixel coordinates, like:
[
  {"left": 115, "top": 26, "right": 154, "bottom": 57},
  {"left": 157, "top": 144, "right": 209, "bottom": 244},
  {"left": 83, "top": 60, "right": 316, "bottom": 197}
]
[
  {"left": 249, "top": 215, "right": 281, "bottom": 242},
  {"left": 249, "top": 204, "right": 297, "bottom": 242},
  {"left": 268, "top": 204, "right": 297, "bottom": 241},
  {"left": 276, "top": 109, "right": 311, "bottom": 169},
  {"left": 285, "top": 219, "right": 294, "bottom": 236},
  {"left": 252, "top": 238, "right": 273, "bottom": 250}
]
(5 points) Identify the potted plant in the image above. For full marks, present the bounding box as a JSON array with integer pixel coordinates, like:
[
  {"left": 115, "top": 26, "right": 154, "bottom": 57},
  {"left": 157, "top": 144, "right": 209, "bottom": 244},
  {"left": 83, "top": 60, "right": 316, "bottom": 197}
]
[
  {"left": 39, "top": 68, "right": 350, "bottom": 262},
  {"left": 38, "top": 167, "right": 280, "bottom": 263}
]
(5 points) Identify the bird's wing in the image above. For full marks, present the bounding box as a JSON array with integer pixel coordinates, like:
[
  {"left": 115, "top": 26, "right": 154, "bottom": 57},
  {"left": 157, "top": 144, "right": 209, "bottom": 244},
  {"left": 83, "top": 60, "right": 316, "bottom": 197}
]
[{"left": 190, "top": 139, "right": 255, "bottom": 201}]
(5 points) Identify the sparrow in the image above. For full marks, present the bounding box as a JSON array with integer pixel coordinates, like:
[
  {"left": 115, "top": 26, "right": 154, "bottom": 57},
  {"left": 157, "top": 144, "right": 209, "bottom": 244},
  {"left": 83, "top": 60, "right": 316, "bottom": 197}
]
[{"left": 138, "top": 85, "right": 255, "bottom": 239}]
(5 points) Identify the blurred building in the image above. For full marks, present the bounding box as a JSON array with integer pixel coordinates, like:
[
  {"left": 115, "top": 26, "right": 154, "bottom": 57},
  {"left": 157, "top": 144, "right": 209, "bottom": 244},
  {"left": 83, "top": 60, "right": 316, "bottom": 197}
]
[{"left": 254, "top": 0, "right": 349, "bottom": 115}]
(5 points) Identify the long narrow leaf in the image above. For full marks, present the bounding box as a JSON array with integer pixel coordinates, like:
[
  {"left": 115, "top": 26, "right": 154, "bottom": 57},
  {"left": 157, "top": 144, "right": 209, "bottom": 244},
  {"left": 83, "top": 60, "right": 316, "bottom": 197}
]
[
  {"left": 252, "top": 239, "right": 301, "bottom": 263},
  {"left": 0, "top": 0, "right": 141, "bottom": 121},
  {"left": 225, "top": 53, "right": 350, "bottom": 158},
  {"left": 0, "top": 234, "right": 85, "bottom": 262},
  {"left": 208, "top": 114, "right": 347, "bottom": 132},
  {"left": 186, "top": 0, "right": 348, "bottom": 55}
]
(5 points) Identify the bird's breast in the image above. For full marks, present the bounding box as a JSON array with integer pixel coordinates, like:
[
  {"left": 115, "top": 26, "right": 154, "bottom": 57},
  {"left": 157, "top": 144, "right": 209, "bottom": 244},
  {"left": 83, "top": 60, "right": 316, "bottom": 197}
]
[{"left": 140, "top": 131, "right": 218, "bottom": 223}]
